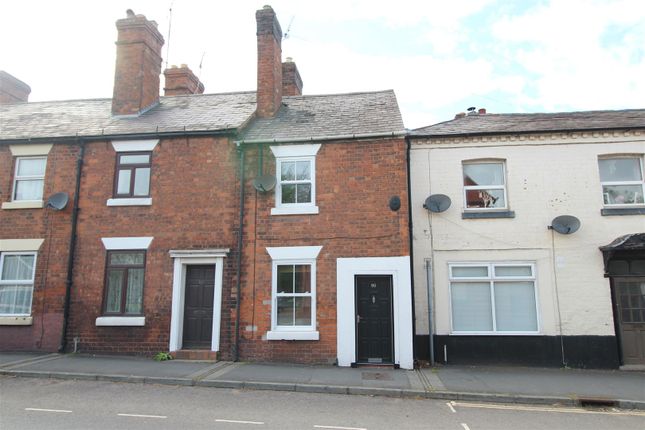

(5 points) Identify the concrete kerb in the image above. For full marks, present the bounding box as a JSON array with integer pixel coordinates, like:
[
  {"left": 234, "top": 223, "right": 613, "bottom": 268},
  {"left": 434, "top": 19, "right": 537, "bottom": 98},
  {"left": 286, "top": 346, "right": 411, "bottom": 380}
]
[{"left": 2, "top": 369, "right": 644, "bottom": 411}]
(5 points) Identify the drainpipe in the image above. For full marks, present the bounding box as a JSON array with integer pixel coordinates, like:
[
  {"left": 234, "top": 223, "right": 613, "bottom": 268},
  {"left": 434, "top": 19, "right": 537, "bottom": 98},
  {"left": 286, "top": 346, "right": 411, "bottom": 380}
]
[
  {"left": 425, "top": 259, "right": 435, "bottom": 365},
  {"left": 405, "top": 136, "right": 417, "bottom": 365},
  {"left": 59, "top": 139, "right": 85, "bottom": 352},
  {"left": 233, "top": 144, "right": 246, "bottom": 361}
]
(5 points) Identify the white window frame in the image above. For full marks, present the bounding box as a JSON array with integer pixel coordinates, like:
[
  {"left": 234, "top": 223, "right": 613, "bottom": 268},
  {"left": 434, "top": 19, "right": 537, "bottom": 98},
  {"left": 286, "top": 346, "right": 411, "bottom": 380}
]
[
  {"left": 462, "top": 160, "right": 508, "bottom": 211},
  {"left": 266, "top": 246, "right": 322, "bottom": 340},
  {"left": 598, "top": 155, "right": 645, "bottom": 207},
  {"left": 0, "top": 251, "right": 37, "bottom": 316},
  {"left": 106, "top": 139, "right": 158, "bottom": 207},
  {"left": 270, "top": 144, "right": 321, "bottom": 215},
  {"left": 12, "top": 156, "right": 47, "bottom": 202},
  {"left": 448, "top": 262, "right": 540, "bottom": 335}
]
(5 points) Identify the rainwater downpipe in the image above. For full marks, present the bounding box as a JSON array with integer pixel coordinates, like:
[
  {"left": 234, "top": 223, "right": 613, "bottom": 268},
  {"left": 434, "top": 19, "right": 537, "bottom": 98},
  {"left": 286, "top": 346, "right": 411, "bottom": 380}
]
[
  {"left": 233, "top": 145, "right": 246, "bottom": 362},
  {"left": 405, "top": 136, "right": 418, "bottom": 365},
  {"left": 425, "top": 258, "right": 435, "bottom": 365},
  {"left": 59, "top": 139, "right": 85, "bottom": 352}
]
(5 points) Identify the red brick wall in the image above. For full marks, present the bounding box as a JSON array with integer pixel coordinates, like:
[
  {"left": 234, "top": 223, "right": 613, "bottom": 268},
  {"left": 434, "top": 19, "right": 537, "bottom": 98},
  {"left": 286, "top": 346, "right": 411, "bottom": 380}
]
[
  {"left": 256, "top": 6, "right": 283, "bottom": 118},
  {"left": 0, "top": 143, "right": 79, "bottom": 351},
  {"left": 66, "top": 136, "right": 241, "bottom": 356},
  {"left": 238, "top": 138, "right": 409, "bottom": 364}
]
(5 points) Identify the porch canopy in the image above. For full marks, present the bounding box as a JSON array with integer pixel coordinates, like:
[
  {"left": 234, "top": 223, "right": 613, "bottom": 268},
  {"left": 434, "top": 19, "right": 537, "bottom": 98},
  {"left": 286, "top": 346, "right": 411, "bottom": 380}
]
[{"left": 599, "top": 233, "right": 645, "bottom": 277}]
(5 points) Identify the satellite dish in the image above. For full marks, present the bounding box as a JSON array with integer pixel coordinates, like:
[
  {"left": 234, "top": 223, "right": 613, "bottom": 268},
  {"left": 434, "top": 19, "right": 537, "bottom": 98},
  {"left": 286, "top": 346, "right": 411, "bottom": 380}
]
[
  {"left": 46, "top": 192, "right": 69, "bottom": 211},
  {"left": 253, "top": 175, "right": 276, "bottom": 192},
  {"left": 423, "top": 194, "right": 451, "bottom": 213},
  {"left": 550, "top": 215, "right": 581, "bottom": 234}
]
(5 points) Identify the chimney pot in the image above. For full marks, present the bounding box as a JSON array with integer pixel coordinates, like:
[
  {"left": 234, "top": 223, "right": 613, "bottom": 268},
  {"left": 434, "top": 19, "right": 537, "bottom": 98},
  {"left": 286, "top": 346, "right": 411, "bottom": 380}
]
[
  {"left": 478, "top": 108, "right": 487, "bottom": 115},
  {"left": 0, "top": 71, "right": 31, "bottom": 104}
]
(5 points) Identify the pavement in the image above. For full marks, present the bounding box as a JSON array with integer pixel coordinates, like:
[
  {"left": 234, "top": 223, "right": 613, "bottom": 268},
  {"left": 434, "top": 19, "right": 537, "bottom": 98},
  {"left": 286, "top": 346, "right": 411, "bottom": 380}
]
[{"left": 1, "top": 352, "right": 644, "bottom": 410}]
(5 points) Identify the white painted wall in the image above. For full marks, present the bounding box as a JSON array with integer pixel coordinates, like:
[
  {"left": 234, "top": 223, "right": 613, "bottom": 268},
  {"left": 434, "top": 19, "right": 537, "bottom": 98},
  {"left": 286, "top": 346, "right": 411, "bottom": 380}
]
[{"left": 410, "top": 131, "right": 645, "bottom": 337}]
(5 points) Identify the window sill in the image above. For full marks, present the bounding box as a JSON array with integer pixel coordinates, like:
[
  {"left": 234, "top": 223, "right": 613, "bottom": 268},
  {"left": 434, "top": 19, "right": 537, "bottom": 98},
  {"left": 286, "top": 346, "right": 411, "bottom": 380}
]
[
  {"left": 462, "top": 210, "right": 515, "bottom": 219},
  {"left": 0, "top": 316, "right": 33, "bottom": 326},
  {"left": 266, "top": 330, "right": 319, "bottom": 341},
  {"left": 601, "top": 207, "right": 645, "bottom": 216},
  {"left": 271, "top": 206, "right": 319, "bottom": 216},
  {"left": 106, "top": 198, "right": 152, "bottom": 207},
  {"left": 95, "top": 316, "right": 145, "bottom": 326},
  {"left": 2, "top": 200, "right": 44, "bottom": 210}
]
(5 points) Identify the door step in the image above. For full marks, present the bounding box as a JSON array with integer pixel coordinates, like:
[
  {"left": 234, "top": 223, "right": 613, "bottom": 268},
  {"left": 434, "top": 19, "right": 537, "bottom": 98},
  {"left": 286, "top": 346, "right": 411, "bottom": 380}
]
[{"left": 172, "top": 350, "right": 219, "bottom": 361}]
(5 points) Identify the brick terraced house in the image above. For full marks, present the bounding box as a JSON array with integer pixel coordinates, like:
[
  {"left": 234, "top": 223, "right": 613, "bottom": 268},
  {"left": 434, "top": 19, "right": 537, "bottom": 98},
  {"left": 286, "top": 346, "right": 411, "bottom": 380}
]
[{"left": 0, "top": 6, "right": 414, "bottom": 368}]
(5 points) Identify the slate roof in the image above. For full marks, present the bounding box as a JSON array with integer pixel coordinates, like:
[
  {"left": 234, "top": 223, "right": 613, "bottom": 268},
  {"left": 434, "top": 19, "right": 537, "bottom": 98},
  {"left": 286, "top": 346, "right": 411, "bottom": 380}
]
[
  {"left": 411, "top": 109, "right": 645, "bottom": 137},
  {"left": 0, "top": 92, "right": 257, "bottom": 141},
  {"left": 241, "top": 90, "right": 405, "bottom": 142},
  {"left": 0, "top": 90, "right": 405, "bottom": 143}
]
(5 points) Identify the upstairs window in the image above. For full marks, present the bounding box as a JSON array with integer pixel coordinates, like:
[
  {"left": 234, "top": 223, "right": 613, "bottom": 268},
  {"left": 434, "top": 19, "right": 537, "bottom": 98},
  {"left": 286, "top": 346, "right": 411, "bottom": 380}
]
[
  {"left": 114, "top": 152, "right": 151, "bottom": 198},
  {"left": 463, "top": 161, "right": 507, "bottom": 210},
  {"left": 0, "top": 252, "right": 36, "bottom": 316},
  {"left": 13, "top": 157, "right": 46, "bottom": 201},
  {"left": 270, "top": 144, "right": 321, "bottom": 215},
  {"left": 598, "top": 156, "right": 644, "bottom": 206}
]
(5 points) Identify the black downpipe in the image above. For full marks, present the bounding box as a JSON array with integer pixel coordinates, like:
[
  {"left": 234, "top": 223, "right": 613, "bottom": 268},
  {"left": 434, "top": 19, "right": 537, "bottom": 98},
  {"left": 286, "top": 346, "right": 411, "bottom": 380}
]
[
  {"left": 405, "top": 136, "right": 418, "bottom": 365},
  {"left": 59, "top": 140, "right": 85, "bottom": 352},
  {"left": 233, "top": 146, "right": 246, "bottom": 361}
]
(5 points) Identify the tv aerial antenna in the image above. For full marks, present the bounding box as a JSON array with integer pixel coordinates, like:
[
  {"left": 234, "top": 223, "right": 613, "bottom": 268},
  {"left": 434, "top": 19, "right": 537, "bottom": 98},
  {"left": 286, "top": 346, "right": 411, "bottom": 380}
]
[{"left": 165, "top": 1, "right": 174, "bottom": 70}]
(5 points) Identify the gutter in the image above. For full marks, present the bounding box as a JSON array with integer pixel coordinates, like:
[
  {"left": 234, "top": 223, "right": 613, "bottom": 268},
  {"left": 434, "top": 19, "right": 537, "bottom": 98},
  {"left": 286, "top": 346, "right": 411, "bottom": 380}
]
[
  {"left": 0, "top": 128, "right": 237, "bottom": 146},
  {"left": 411, "top": 126, "right": 645, "bottom": 140},
  {"left": 59, "top": 139, "right": 85, "bottom": 352},
  {"left": 235, "top": 130, "right": 408, "bottom": 145}
]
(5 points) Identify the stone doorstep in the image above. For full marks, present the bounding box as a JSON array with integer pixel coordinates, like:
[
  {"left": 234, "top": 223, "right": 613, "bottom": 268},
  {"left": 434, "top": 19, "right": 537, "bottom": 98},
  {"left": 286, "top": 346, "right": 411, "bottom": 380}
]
[{"left": 171, "top": 350, "right": 219, "bottom": 361}]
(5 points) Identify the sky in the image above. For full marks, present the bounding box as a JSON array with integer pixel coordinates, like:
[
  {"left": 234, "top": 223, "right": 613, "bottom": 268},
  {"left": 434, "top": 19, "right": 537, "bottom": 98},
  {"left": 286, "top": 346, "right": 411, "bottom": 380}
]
[{"left": 1, "top": 0, "right": 644, "bottom": 129}]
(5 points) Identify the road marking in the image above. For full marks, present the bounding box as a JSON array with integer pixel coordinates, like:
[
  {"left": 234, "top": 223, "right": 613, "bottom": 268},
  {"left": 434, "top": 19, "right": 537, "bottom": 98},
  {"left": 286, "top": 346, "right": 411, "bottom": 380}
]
[
  {"left": 117, "top": 413, "right": 167, "bottom": 419},
  {"left": 461, "top": 424, "right": 471, "bottom": 430},
  {"left": 314, "top": 426, "right": 367, "bottom": 430},
  {"left": 451, "top": 401, "right": 645, "bottom": 417},
  {"left": 216, "top": 419, "right": 265, "bottom": 425},
  {"left": 25, "top": 408, "right": 72, "bottom": 413},
  {"left": 447, "top": 402, "right": 457, "bottom": 413}
]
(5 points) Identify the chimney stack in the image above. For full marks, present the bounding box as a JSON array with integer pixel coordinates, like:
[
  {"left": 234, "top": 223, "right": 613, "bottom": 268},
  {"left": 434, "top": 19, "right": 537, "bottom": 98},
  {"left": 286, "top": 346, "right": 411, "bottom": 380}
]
[
  {"left": 112, "top": 10, "right": 164, "bottom": 116},
  {"left": 163, "top": 64, "right": 205, "bottom": 96},
  {"left": 256, "top": 5, "right": 283, "bottom": 118},
  {"left": 0, "top": 71, "right": 31, "bottom": 104},
  {"left": 282, "top": 57, "right": 303, "bottom": 96}
]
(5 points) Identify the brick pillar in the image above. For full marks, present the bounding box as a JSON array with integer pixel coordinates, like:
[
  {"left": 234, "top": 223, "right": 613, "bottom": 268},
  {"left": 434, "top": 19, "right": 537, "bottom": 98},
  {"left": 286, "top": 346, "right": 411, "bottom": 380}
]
[
  {"left": 0, "top": 71, "right": 31, "bottom": 104},
  {"left": 163, "top": 64, "right": 205, "bottom": 96},
  {"left": 112, "top": 10, "right": 165, "bottom": 116},
  {"left": 282, "top": 58, "right": 302, "bottom": 96},
  {"left": 256, "top": 5, "right": 283, "bottom": 118}
]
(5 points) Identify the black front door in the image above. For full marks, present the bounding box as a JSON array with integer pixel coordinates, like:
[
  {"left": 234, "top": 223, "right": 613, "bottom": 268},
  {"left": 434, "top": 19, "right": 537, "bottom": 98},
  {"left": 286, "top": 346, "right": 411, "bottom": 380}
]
[
  {"left": 183, "top": 265, "right": 215, "bottom": 349},
  {"left": 355, "top": 275, "right": 394, "bottom": 364}
]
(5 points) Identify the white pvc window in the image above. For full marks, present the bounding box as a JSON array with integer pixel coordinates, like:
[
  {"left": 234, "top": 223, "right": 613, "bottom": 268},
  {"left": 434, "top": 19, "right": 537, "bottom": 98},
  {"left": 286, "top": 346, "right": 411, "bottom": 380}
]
[
  {"left": 0, "top": 252, "right": 36, "bottom": 316},
  {"left": 270, "top": 144, "right": 320, "bottom": 215},
  {"left": 463, "top": 161, "right": 507, "bottom": 210},
  {"left": 12, "top": 157, "right": 46, "bottom": 201},
  {"left": 598, "top": 156, "right": 645, "bottom": 206},
  {"left": 449, "top": 263, "right": 538, "bottom": 334}
]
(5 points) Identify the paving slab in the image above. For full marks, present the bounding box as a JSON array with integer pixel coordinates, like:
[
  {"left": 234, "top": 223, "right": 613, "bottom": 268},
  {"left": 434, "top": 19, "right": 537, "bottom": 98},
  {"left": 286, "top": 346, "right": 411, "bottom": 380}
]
[
  {"left": 0, "top": 352, "right": 49, "bottom": 367},
  {"left": 205, "top": 362, "right": 413, "bottom": 389},
  {"left": 14, "top": 354, "right": 212, "bottom": 378},
  {"left": 431, "top": 366, "right": 645, "bottom": 402}
]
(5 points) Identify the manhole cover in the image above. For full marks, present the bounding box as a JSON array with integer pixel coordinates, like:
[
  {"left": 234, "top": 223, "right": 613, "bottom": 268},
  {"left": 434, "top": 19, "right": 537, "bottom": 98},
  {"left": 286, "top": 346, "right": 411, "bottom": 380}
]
[{"left": 361, "top": 372, "right": 392, "bottom": 381}]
